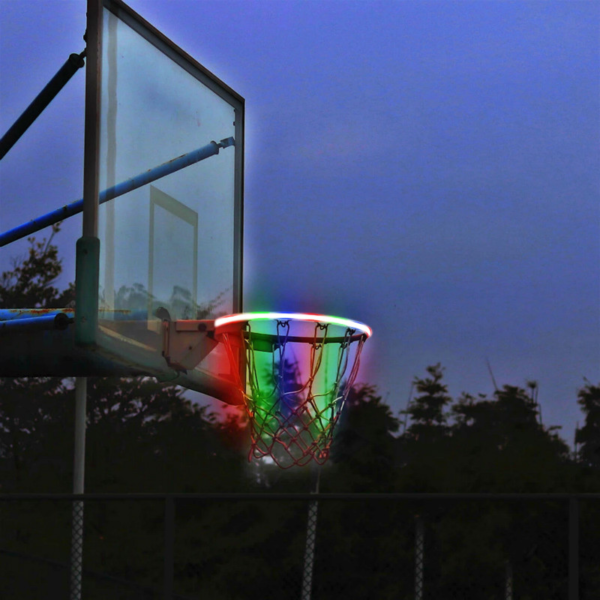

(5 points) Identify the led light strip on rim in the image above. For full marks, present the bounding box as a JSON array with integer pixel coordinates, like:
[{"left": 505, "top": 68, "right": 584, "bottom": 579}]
[{"left": 214, "top": 312, "right": 372, "bottom": 338}]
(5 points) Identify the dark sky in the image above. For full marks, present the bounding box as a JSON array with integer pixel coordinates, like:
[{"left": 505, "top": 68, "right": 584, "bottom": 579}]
[{"left": 1, "top": 0, "right": 598, "bottom": 445}]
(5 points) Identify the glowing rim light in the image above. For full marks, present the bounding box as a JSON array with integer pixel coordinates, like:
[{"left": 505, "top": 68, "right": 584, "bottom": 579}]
[{"left": 214, "top": 312, "right": 372, "bottom": 338}]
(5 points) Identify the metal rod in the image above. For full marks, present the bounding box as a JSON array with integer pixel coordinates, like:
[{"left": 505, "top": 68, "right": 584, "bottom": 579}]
[
  {"left": 2, "top": 492, "right": 599, "bottom": 502},
  {"left": 70, "top": 377, "right": 88, "bottom": 600},
  {"left": 74, "top": 0, "right": 103, "bottom": 355},
  {"left": 0, "top": 308, "right": 149, "bottom": 322},
  {"left": 72, "top": 377, "right": 88, "bottom": 495},
  {"left": 0, "top": 312, "right": 72, "bottom": 334},
  {"left": 569, "top": 497, "right": 579, "bottom": 600},
  {"left": 82, "top": 0, "right": 102, "bottom": 239},
  {"left": 0, "top": 138, "right": 234, "bottom": 248},
  {"left": 0, "top": 308, "right": 73, "bottom": 321},
  {"left": 164, "top": 496, "right": 175, "bottom": 600},
  {"left": 0, "top": 52, "right": 85, "bottom": 161}
]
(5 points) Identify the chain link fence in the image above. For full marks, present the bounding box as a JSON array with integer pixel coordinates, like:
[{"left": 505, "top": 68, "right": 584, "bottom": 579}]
[{"left": 1, "top": 493, "right": 598, "bottom": 599}]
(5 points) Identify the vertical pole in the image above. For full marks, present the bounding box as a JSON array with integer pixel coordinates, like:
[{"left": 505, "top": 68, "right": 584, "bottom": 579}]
[
  {"left": 76, "top": 0, "right": 102, "bottom": 347},
  {"left": 70, "top": 377, "right": 87, "bottom": 600},
  {"left": 414, "top": 515, "right": 424, "bottom": 600},
  {"left": 504, "top": 560, "right": 513, "bottom": 600},
  {"left": 82, "top": 0, "right": 102, "bottom": 240},
  {"left": 71, "top": 2, "right": 100, "bottom": 597},
  {"left": 164, "top": 496, "right": 175, "bottom": 600},
  {"left": 300, "top": 465, "right": 321, "bottom": 600},
  {"left": 569, "top": 497, "right": 579, "bottom": 600}
]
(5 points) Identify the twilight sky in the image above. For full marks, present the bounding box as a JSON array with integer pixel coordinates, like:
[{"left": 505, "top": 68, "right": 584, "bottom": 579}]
[{"left": 1, "top": 0, "right": 598, "bottom": 446}]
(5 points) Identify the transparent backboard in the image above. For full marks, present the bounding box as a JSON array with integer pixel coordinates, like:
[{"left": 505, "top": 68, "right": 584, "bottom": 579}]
[{"left": 95, "top": 0, "right": 243, "bottom": 390}]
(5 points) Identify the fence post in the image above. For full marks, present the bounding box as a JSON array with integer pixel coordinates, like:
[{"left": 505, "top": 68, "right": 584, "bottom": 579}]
[
  {"left": 69, "top": 377, "right": 87, "bottom": 600},
  {"left": 69, "top": 500, "right": 85, "bottom": 599},
  {"left": 504, "top": 560, "right": 513, "bottom": 600},
  {"left": 569, "top": 496, "right": 579, "bottom": 600},
  {"left": 300, "top": 466, "right": 321, "bottom": 600},
  {"left": 415, "top": 515, "right": 424, "bottom": 600},
  {"left": 164, "top": 496, "right": 175, "bottom": 600}
]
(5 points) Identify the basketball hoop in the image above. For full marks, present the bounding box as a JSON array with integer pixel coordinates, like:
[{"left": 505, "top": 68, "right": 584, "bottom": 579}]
[{"left": 214, "top": 312, "right": 372, "bottom": 468}]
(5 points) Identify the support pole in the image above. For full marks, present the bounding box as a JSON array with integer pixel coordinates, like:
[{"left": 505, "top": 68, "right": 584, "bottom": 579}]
[
  {"left": 74, "top": 0, "right": 103, "bottom": 349},
  {"left": 0, "top": 52, "right": 85, "bottom": 161},
  {"left": 300, "top": 465, "right": 321, "bottom": 600},
  {"left": 69, "top": 377, "right": 87, "bottom": 600},
  {"left": 0, "top": 138, "right": 234, "bottom": 248},
  {"left": 82, "top": 0, "right": 102, "bottom": 240},
  {"left": 0, "top": 311, "right": 72, "bottom": 333}
]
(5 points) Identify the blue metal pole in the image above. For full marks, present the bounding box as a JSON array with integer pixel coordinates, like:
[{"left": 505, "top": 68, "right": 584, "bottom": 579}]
[
  {"left": 0, "top": 312, "right": 72, "bottom": 333},
  {"left": 0, "top": 51, "right": 86, "bottom": 161},
  {"left": 0, "top": 137, "right": 234, "bottom": 247},
  {"left": 0, "top": 308, "right": 148, "bottom": 321},
  {"left": 0, "top": 308, "right": 72, "bottom": 321}
]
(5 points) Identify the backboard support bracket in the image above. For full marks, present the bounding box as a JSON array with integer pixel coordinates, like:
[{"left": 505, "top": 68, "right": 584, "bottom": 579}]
[{"left": 161, "top": 319, "right": 218, "bottom": 371}]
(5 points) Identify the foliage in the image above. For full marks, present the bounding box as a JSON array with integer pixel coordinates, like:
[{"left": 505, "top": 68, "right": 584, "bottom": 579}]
[
  {"left": 0, "top": 228, "right": 75, "bottom": 493},
  {"left": 405, "top": 363, "right": 452, "bottom": 439},
  {"left": 0, "top": 377, "right": 73, "bottom": 492},
  {"left": 576, "top": 380, "right": 600, "bottom": 469},
  {"left": 449, "top": 384, "right": 572, "bottom": 493},
  {"left": 0, "top": 225, "right": 75, "bottom": 309},
  {"left": 328, "top": 383, "right": 400, "bottom": 491},
  {"left": 397, "top": 364, "right": 454, "bottom": 491}
]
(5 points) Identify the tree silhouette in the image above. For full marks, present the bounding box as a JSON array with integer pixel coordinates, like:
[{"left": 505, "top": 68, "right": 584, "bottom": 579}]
[
  {"left": 451, "top": 384, "right": 571, "bottom": 492},
  {"left": 0, "top": 227, "right": 75, "bottom": 492},
  {"left": 328, "top": 383, "right": 401, "bottom": 491},
  {"left": 404, "top": 363, "right": 452, "bottom": 442},
  {"left": 0, "top": 225, "right": 75, "bottom": 309},
  {"left": 576, "top": 380, "right": 600, "bottom": 470},
  {"left": 397, "top": 364, "right": 453, "bottom": 491}
]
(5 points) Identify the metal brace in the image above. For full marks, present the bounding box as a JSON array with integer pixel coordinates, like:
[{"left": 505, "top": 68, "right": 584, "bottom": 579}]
[{"left": 161, "top": 319, "right": 218, "bottom": 372}]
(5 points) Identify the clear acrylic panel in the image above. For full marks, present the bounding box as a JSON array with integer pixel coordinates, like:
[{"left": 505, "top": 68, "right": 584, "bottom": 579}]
[{"left": 96, "top": 3, "right": 242, "bottom": 379}]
